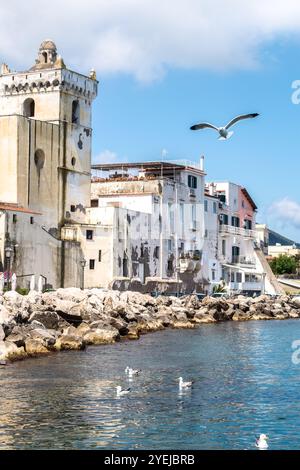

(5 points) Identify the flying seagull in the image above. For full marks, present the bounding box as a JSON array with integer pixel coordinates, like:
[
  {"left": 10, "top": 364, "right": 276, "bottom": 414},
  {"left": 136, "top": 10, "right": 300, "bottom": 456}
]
[{"left": 190, "top": 113, "right": 259, "bottom": 140}]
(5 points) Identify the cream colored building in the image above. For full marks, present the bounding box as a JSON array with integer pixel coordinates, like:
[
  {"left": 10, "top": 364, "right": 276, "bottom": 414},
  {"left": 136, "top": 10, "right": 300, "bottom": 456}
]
[{"left": 268, "top": 244, "right": 300, "bottom": 258}]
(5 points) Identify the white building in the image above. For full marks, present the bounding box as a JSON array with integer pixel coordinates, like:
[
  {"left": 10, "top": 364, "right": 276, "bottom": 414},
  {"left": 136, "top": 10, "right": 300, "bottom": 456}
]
[
  {"left": 70, "top": 159, "right": 207, "bottom": 292},
  {"left": 204, "top": 182, "right": 278, "bottom": 295}
]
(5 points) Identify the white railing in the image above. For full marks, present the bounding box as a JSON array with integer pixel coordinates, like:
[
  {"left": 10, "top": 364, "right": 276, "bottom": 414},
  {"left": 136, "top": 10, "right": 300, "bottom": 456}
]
[
  {"left": 168, "top": 159, "right": 203, "bottom": 170},
  {"left": 228, "top": 281, "right": 262, "bottom": 291},
  {"left": 231, "top": 255, "right": 256, "bottom": 266},
  {"left": 219, "top": 224, "right": 256, "bottom": 238}
]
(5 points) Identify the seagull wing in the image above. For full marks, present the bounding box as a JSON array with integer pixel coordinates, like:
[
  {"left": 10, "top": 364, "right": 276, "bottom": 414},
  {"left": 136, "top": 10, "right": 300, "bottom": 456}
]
[
  {"left": 225, "top": 113, "right": 259, "bottom": 130},
  {"left": 190, "top": 122, "right": 219, "bottom": 131}
]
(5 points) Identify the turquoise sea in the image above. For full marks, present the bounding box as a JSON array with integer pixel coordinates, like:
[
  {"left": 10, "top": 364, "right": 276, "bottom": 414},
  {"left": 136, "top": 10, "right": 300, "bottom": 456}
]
[{"left": 1, "top": 319, "right": 300, "bottom": 450}]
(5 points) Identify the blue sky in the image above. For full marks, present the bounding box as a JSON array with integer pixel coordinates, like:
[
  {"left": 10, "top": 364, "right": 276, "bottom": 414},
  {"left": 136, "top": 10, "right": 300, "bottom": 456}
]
[
  {"left": 92, "top": 41, "right": 300, "bottom": 241},
  {"left": 1, "top": 0, "right": 300, "bottom": 241}
]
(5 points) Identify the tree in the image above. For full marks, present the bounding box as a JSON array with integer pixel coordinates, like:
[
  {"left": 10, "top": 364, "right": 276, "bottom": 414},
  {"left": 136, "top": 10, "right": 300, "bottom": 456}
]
[{"left": 270, "top": 254, "right": 297, "bottom": 275}]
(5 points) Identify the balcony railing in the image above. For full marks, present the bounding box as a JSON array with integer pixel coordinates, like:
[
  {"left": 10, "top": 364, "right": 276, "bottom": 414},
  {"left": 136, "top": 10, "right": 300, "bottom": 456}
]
[
  {"left": 228, "top": 281, "right": 262, "bottom": 291},
  {"left": 219, "top": 224, "right": 256, "bottom": 238}
]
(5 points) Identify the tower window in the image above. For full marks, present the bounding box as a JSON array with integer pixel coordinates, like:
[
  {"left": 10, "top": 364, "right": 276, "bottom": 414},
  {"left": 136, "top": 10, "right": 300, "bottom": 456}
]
[
  {"left": 72, "top": 100, "right": 80, "bottom": 124},
  {"left": 23, "top": 98, "right": 35, "bottom": 118},
  {"left": 42, "top": 52, "right": 48, "bottom": 63},
  {"left": 86, "top": 230, "right": 93, "bottom": 240},
  {"left": 34, "top": 149, "right": 45, "bottom": 170},
  {"left": 89, "top": 259, "right": 95, "bottom": 270}
]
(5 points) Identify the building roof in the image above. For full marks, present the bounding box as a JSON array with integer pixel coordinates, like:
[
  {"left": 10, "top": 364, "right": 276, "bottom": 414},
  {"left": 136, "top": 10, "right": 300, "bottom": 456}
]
[
  {"left": 241, "top": 187, "right": 257, "bottom": 211},
  {"left": 92, "top": 160, "right": 205, "bottom": 177},
  {"left": 0, "top": 203, "right": 41, "bottom": 215},
  {"left": 204, "top": 191, "right": 219, "bottom": 200}
]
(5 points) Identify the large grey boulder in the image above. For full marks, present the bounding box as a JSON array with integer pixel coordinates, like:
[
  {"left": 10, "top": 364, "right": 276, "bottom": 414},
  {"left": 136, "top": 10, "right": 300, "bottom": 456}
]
[
  {"left": 54, "top": 335, "right": 85, "bottom": 351},
  {"left": 0, "top": 340, "right": 27, "bottom": 361},
  {"left": 83, "top": 326, "right": 120, "bottom": 345},
  {"left": 29, "top": 311, "right": 59, "bottom": 329},
  {"left": 25, "top": 339, "right": 49, "bottom": 355}
]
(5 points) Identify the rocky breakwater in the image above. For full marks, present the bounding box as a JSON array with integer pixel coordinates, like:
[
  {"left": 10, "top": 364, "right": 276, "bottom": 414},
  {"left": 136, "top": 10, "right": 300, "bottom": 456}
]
[{"left": 0, "top": 288, "right": 300, "bottom": 362}]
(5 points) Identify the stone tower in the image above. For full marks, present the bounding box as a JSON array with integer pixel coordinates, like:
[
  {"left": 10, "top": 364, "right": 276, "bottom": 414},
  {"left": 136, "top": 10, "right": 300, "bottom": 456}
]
[
  {"left": 0, "top": 39, "right": 98, "bottom": 225},
  {"left": 0, "top": 40, "right": 98, "bottom": 287}
]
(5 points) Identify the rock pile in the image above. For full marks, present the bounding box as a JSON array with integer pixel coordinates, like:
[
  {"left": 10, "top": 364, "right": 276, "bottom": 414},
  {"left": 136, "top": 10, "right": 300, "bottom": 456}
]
[{"left": 0, "top": 288, "right": 299, "bottom": 362}]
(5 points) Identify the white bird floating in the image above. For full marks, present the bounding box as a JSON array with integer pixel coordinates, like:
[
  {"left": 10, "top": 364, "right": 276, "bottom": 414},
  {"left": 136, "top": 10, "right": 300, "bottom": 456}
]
[
  {"left": 178, "top": 377, "right": 193, "bottom": 389},
  {"left": 255, "top": 434, "right": 269, "bottom": 449},
  {"left": 125, "top": 367, "right": 141, "bottom": 377},
  {"left": 116, "top": 386, "right": 131, "bottom": 397},
  {"left": 190, "top": 113, "right": 259, "bottom": 140}
]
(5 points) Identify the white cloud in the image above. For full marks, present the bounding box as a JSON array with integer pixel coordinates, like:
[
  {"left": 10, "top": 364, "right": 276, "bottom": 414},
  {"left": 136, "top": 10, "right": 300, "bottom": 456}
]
[
  {"left": 1, "top": 1, "right": 300, "bottom": 81},
  {"left": 92, "top": 149, "right": 119, "bottom": 164},
  {"left": 269, "top": 197, "right": 300, "bottom": 229}
]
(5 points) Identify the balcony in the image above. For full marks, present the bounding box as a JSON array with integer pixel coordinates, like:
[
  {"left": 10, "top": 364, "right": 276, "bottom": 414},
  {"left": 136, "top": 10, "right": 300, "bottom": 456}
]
[
  {"left": 231, "top": 255, "right": 256, "bottom": 266},
  {"left": 61, "top": 226, "right": 79, "bottom": 242},
  {"left": 219, "top": 224, "right": 256, "bottom": 238},
  {"left": 228, "top": 281, "right": 262, "bottom": 292}
]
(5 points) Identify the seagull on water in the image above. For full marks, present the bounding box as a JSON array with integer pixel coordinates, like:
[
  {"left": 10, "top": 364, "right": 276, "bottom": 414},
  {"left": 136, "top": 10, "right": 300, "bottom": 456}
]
[
  {"left": 190, "top": 113, "right": 259, "bottom": 140},
  {"left": 116, "top": 386, "right": 131, "bottom": 397},
  {"left": 125, "top": 367, "right": 141, "bottom": 377},
  {"left": 178, "top": 377, "right": 193, "bottom": 389},
  {"left": 255, "top": 434, "right": 269, "bottom": 449}
]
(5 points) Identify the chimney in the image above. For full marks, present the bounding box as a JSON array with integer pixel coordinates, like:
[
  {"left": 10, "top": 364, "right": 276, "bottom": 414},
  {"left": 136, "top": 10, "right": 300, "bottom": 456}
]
[{"left": 200, "top": 155, "right": 205, "bottom": 172}]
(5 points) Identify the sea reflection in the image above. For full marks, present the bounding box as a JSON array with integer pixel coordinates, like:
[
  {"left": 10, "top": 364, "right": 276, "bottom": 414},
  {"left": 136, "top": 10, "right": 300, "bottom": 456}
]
[{"left": 0, "top": 320, "right": 300, "bottom": 449}]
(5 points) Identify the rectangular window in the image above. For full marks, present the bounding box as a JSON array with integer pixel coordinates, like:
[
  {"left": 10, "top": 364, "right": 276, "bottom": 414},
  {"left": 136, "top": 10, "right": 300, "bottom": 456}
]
[
  {"left": 86, "top": 230, "right": 93, "bottom": 240},
  {"left": 98, "top": 250, "right": 102, "bottom": 262},
  {"left": 91, "top": 199, "right": 99, "bottom": 207},
  {"left": 12, "top": 214, "right": 17, "bottom": 223},
  {"left": 213, "top": 202, "right": 217, "bottom": 214},
  {"left": 167, "top": 259, "right": 173, "bottom": 271},
  {"left": 244, "top": 219, "right": 252, "bottom": 230},
  {"left": 30, "top": 216, "right": 34, "bottom": 225},
  {"left": 154, "top": 246, "right": 160, "bottom": 259},
  {"left": 220, "top": 213, "right": 229, "bottom": 225},
  {"left": 222, "top": 239, "right": 226, "bottom": 256},
  {"left": 167, "top": 239, "right": 172, "bottom": 252},
  {"left": 191, "top": 204, "right": 196, "bottom": 230},
  {"left": 236, "top": 272, "right": 242, "bottom": 283},
  {"left": 204, "top": 200, "right": 208, "bottom": 212},
  {"left": 168, "top": 202, "right": 175, "bottom": 233},
  {"left": 89, "top": 259, "right": 95, "bottom": 270},
  {"left": 231, "top": 216, "right": 240, "bottom": 227},
  {"left": 180, "top": 203, "right": 184, "bottom": 237},
  {"left": 70, "top": 205, "right": 76, "bottom": 212},
  {"left": 231, "top": 272, "right": 235, "bottom": 282},
  {"left": 188, "top": 175, "right": 197, "bottom": 189},
  {"left": 212, "top": 269, "right": 216, "bottom": 281}
]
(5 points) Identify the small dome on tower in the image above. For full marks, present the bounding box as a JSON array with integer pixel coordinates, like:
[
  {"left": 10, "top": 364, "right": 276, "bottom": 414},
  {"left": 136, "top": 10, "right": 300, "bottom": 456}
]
[
  {"left": 31, "top": 39, "right": 59, "bottom": 70},
  {"left": 39, "top": 39, "right": 57, "bottom": 52}
]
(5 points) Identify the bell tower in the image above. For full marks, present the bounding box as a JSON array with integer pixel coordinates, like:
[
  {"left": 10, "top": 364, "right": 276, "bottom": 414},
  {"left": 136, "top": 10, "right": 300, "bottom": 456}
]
[{"left": 0, "top": 39, "right": 98, "bottom": 227}]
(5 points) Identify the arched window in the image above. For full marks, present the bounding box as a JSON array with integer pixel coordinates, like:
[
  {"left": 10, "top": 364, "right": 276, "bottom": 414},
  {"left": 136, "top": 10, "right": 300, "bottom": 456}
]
[
  {"left": 23, "top": 98, "right": 35, "bottom": 118},
  {"left": 72, "top": 100, "right": 80, "bottom": 124},
  {"left": 34, "top": 149, "right": 45, "bottom": 170},
  {"left": 42, "top": 52, "right": 48, "bottom": 63}
]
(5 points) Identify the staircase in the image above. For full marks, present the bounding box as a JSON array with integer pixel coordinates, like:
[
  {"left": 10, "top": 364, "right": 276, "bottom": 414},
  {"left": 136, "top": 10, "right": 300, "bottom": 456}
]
[{"left": 255, "top": 247, "right": 285, "bottom": 294}]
